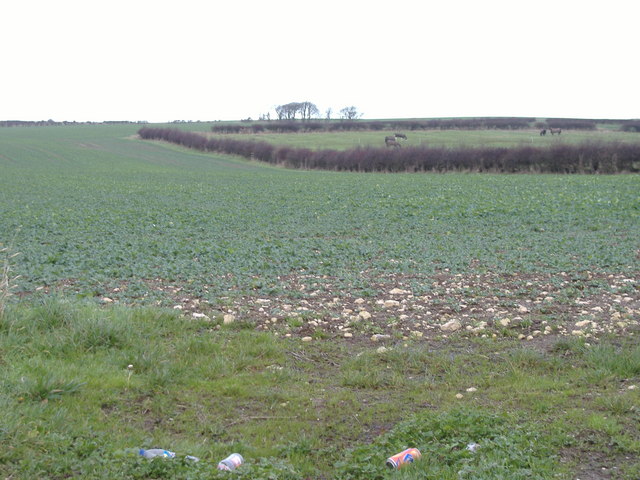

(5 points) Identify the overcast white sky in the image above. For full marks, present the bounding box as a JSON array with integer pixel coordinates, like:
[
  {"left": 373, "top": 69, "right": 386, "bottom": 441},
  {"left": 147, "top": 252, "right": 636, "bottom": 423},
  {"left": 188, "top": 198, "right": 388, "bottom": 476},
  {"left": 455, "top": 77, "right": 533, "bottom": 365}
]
[{"left": 2, "top": 0, "right": 638, "bottom": 123}]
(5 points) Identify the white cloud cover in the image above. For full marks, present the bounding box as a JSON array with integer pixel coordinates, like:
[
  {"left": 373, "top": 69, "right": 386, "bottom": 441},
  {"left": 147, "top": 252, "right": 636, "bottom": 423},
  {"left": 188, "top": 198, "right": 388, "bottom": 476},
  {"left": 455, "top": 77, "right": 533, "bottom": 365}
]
[{"left": 2, "top": 0, "right": 638, "bottom": 122}]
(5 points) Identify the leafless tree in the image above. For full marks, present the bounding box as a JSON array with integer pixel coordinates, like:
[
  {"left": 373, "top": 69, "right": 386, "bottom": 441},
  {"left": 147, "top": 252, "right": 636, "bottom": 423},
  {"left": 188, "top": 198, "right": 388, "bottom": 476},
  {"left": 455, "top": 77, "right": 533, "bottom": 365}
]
[
  {"left": 339, "top": 106, "right": 361, "bottom": 120},
  {"left": 299, "top": 102, "right": 320, "bottom": 121},
  {"left": 275, "top": 101, "right": 319, "bottom": 121}
]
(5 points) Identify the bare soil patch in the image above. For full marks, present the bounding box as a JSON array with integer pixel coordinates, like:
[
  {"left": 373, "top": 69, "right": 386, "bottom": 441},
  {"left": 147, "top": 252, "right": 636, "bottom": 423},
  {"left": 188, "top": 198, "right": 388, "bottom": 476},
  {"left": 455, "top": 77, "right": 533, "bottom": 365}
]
[{"left": 140, "top": 271, "right": 639, "bottom": 348}]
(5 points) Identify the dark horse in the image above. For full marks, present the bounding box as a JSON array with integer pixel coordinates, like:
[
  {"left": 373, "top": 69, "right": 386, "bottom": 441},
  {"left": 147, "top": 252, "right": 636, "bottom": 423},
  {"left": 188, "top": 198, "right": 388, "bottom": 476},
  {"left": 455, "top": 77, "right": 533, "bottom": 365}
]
[
  {"left": 549, "top": 128, "right": 562, "bottom": 135},
  {"left": 394, "top": 133, "right": 407, "bottom": 140},
  {"left": 385, "top": 136, "right": 401, "bottom": 147},
  {"left": 540, "top": 129, "right": 547, "bottom": 136}
]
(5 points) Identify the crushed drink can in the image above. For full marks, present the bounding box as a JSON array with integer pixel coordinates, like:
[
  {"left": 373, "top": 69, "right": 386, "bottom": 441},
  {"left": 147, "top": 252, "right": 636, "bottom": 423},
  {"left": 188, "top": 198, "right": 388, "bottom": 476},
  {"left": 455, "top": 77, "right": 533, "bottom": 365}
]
[
  {"left": 386, "top": 447, "right": 421, "bottom": 469},
  {"left": 217, "top": 453, "right": 244, "bottom": 471}
]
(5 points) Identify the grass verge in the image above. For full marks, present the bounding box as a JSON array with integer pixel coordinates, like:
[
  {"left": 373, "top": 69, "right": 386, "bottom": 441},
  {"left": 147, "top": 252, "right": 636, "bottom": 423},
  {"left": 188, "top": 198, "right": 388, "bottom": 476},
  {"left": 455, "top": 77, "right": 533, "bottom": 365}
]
[{"left": 1, "top": 299, "right": 638, "bottom": 479}]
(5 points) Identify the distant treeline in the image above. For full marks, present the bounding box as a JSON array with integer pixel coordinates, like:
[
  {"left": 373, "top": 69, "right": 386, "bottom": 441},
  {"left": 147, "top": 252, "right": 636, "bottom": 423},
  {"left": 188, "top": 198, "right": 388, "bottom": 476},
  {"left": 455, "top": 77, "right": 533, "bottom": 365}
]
[
  {"left": 139, "top": 127, "right": 640, "bottom": 174},
  {"left": 0, "top": 120, "right": 149, "bottom": 127}
]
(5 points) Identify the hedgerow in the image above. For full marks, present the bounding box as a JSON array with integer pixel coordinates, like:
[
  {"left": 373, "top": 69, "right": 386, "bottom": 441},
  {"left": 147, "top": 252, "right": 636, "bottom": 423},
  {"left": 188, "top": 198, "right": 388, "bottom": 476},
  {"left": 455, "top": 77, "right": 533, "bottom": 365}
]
[{"left": 210, "top": 118, "right": 536, "bottom": 134}]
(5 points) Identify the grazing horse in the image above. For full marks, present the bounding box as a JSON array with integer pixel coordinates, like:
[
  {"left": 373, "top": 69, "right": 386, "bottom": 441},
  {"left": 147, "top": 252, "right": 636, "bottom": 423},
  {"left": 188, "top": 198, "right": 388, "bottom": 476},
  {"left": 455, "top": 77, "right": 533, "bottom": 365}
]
[
  {"left": 549, "top": 128, "right": 562, "bottom": 135},
  {"left": 540, "top": 129, "right": 547, "bottom": 136},
  {"left": 394, "top": 133, "right": 407, "bottom": 140},
  {"left": 385, "top": 137, "right": 401, "bottom": 147}
]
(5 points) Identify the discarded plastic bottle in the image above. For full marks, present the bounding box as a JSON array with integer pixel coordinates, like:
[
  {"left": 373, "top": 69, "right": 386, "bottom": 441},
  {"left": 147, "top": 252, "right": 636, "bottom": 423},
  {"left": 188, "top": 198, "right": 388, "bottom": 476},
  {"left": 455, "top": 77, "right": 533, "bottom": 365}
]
[
  {"left": 386, "top": 448, "right": 421, "bottom": 469},
  {"left": 466, "top": 442, "right": 479, "bottom": 452},
  {"left": 217, "top": 453, "right": 244, "bottom": 471},
  {"left": 139, "top": 448, "right": 176, "bottom": 459}
]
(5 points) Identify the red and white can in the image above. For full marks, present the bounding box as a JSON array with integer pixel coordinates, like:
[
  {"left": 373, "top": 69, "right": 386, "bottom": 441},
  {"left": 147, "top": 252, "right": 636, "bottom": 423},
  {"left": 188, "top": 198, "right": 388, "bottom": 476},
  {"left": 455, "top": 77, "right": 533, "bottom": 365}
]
[{"left": 386, "top": 447, "right": 421, "bottom": 469}]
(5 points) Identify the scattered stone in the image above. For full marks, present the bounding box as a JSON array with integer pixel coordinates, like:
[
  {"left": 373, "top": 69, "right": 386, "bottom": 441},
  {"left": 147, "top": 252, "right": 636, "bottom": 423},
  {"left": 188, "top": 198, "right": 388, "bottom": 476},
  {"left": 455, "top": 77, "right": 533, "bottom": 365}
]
[
  {"left": 343, "top": 332, "right": 353, "bottom": 338},
  {"left": 389, "top": 288, "right": 409, "bottom": 295},
  {"left": 192, "top": 312, "right": 208, "bottom": 319},
  {"left": 455, "top": 393, "right": 464, "bottom": 399},
  {"left": 440, "top": 319, "right": 462, "bottom": 332},
  {"left": 354, "top": 298, "right": 366, "bottom": 304},
  {"left": 499, "top": 318, "right": 511, "bottom": 327},
  {"left": 517, "top": 305, "right": 529, "bottom": 313},
  {"left": 102, "top": 297, "right": 113, "bottom": 303},
  {"left": 223, "top": 314, "right": 235, "bottom": 324},
  {"left": 376, "top": 346, "right": 388, "bottom": 354},
  {"left": 466, "top": 387, "right": 477, "bottom": 392},
  {"left": 302, "top": 336, "right": 313, "bottom": 342},
  {"left": 371, "top": 334, "right": 391, "bottom": 342},
  {"left": 384, "top": 299, "right": 401, "bottom": 308},
  {"left": 359, "top": 310, "right": 372, "bottom": 320},
  {"left": 575, "top": 320, "right": 591, "bottom": 328}
]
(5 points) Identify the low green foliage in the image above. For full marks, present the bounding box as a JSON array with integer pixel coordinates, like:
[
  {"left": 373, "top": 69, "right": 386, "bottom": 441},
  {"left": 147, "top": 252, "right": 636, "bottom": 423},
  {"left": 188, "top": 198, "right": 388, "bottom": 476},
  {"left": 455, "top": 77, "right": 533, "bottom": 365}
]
[{"left": 336, "top": 408, "right": 562, "bottom": 479}]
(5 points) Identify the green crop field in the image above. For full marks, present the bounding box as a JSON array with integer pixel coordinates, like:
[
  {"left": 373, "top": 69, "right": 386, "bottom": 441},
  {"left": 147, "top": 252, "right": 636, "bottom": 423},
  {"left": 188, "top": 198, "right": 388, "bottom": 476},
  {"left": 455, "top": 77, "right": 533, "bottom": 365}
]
[
  {"left": 1, "top": 123, "right": 639, "bottom": 479},
  {"left": 2, "top": 124, "right": 638, "bottom": 302}
]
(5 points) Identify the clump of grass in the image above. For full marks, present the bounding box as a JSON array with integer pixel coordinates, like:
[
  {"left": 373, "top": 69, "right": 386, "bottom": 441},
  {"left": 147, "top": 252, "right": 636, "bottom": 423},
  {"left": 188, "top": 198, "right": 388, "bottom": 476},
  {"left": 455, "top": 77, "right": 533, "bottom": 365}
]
[
  {"left": 0, "top": 243, "right": 20, "bottom": 319},
  {"left": 20, "top": 373, "right": 86, "bottom": 402},
  {"left": 550, "top": 337, "right": 588, "bottom": 355},
  {"left": 585, "top": 343, "right": 640, "bottom": 377}
]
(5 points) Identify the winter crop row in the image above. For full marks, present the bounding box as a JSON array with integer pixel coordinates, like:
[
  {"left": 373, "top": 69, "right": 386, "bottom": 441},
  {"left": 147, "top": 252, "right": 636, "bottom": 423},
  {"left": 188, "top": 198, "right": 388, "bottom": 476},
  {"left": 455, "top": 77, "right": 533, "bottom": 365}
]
[{"left": 138, "top": 127, "right": 640, "bottom": 173}]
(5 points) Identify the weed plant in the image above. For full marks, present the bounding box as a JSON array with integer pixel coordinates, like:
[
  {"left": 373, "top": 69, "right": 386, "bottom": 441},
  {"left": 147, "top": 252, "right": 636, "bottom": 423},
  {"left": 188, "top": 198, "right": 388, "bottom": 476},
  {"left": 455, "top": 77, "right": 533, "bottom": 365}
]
[{"left": 0, "top": 243, "right": 20, "bottom": 318}]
